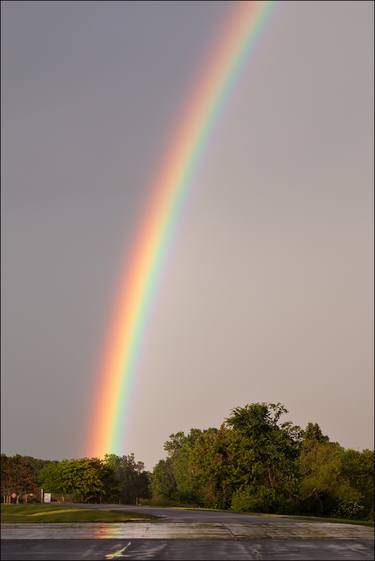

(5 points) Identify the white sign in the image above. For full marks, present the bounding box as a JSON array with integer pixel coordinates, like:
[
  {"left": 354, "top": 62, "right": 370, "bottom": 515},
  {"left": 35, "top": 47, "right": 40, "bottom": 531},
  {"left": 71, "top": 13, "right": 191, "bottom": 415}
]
[{"left": 43, "top": 493, "right": 51, "bottom": 503}]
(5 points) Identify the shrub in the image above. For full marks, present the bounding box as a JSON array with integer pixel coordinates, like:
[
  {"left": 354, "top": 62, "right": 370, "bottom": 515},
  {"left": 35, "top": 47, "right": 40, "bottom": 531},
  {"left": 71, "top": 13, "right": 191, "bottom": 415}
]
[
  {"left": 231, "top": 485, "right": 281, "bottom": 513},
  {"left": 335, "top": 501, "right": 365, "bottom": 520}
]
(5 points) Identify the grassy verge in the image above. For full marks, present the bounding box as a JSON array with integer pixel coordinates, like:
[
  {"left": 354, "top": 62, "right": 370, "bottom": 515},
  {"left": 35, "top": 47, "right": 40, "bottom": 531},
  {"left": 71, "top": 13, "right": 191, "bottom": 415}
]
[
  {"left": 141, "top": 502, "right": 374, "bottom": 527},
  {"left": 1, "top": 504, "right": 158, "bottom": 524},
  {"left": 229, "top": 511, "right": 374, "bottom": 527}
]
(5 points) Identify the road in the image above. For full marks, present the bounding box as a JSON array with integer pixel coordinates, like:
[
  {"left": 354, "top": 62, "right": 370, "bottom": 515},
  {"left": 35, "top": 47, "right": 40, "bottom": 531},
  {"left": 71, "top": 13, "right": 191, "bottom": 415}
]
[{"left": 2, "top": 505, "right": 374, "bottom": 560}]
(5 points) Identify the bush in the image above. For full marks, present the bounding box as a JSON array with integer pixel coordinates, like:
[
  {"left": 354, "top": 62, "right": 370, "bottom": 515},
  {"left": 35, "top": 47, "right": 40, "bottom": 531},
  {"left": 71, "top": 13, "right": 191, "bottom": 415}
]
[
  {"left": 231, "top": 485, "right": 281, "bottom": 513},
  {"left": 335, "top": 501, "right": 365, "bottom": 520},
  {"left": 139, "top": 497, "right": 181, "bottom": 507}
]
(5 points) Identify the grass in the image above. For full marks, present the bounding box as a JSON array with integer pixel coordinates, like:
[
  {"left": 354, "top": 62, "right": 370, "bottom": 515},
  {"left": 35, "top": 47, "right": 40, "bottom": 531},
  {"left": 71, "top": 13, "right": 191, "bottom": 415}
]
[
  {"left": 141, "top": 502, "right": 374, "bottom": 527},
  {"left": 1, "top": 504, "right": 159, "bottom": 524},
  {"left": 2, "top": 503, "right": 373, "bottom": 528},
  {"left": 229, "top": 510, "right": 375, "bottom": 527}
]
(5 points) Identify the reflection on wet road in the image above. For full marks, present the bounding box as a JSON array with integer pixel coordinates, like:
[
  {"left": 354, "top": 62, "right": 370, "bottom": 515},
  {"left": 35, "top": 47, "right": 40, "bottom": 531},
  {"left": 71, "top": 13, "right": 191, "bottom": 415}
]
[
  {"left": 2, "top": 538, "right": 374, "bottom": 560},
  {"left": 2, "top": 521, "right": 374, "bottom": 540},
  {"left": 2, "top": 506, "right": 374, "bottom": 560}
]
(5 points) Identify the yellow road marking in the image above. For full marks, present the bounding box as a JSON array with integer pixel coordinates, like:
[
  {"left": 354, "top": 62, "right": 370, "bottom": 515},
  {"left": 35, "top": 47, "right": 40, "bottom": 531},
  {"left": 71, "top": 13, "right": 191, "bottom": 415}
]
[{"left": 29, "top": 509, "right": 86, "bottom": 516}]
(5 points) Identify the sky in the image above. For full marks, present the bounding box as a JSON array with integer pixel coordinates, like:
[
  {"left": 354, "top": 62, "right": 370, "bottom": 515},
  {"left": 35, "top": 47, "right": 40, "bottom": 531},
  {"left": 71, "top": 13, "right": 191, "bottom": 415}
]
[{"left": 1, "top": 1, "right": 373, "bottom": 470}]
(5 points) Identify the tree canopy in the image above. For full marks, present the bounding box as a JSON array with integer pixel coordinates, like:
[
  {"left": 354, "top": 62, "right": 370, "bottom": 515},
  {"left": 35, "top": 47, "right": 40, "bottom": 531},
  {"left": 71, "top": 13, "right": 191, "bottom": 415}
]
[
  {"left": 2, "top": 402, "right": 373, "bottom": 521},
  {"left": 151, "top": 402, "right": 373, "bottom": 519}
]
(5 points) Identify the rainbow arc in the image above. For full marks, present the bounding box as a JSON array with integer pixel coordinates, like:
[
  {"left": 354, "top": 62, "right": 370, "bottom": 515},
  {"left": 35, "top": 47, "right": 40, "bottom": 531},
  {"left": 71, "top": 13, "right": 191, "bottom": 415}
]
[{"left": 87, "top": 1, "right": 275, "bottom": 457}]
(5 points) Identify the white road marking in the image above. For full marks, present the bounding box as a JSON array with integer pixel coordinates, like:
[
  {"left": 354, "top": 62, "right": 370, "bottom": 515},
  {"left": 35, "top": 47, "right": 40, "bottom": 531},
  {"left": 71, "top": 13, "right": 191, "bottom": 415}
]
[{"left": 105, "top": 542, "right": 132, "bottom": 559}]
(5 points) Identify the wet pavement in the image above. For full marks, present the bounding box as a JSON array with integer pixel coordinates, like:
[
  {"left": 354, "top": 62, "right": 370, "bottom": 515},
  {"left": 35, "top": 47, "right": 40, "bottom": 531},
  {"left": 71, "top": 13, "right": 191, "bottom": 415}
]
[
  {"left": 2, "top": 520, "right": 374, "bottom": 540},
  {"left": 2, "top": 506, "right": 374, "bottom": 560},
  {"left": 2, "top": 538, "right": 374, "bottom": 560}
]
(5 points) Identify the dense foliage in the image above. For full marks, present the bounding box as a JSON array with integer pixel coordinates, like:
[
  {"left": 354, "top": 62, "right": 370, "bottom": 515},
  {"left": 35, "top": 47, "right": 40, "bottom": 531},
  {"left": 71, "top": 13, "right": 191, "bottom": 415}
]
[
  {"left": 1, "top": 453, "right": 150, "bottom": 505},
  {"left": 1, "top": 403, "right": 373, "bottom": 520},
  {"left": 151, "top": 403, "right": 374, "bottom": 520},
  {"left": 1, "top": 455, "right": 51, "bottom": 504}
]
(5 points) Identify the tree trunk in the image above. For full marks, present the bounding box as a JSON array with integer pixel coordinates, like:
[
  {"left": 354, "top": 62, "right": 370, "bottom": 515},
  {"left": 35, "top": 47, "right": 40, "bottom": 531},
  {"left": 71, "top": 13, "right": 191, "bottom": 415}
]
[{"left": 267, "top": 468, "right": 275, "bottom": 489}]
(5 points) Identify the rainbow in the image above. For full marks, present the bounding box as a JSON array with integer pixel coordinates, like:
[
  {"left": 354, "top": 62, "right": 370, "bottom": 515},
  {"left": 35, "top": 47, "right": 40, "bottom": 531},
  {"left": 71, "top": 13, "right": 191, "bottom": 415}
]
[{"left": 87, "top": 0, "right": 275, "bottom": 457}]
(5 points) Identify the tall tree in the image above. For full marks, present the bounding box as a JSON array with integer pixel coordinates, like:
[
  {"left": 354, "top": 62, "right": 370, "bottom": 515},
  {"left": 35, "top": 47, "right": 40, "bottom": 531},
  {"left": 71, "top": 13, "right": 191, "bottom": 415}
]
[
  {"left": 225, "top": 403, "right": 302, "bottom": 495},
  {"left": 104, "top": 454, "right": 150, "bottom": 504}
]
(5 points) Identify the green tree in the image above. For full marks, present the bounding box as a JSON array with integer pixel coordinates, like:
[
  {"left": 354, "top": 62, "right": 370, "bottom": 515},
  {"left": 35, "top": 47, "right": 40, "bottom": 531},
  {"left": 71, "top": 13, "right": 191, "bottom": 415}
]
[
  {"left": 39, "top": 458, "right": 107, "bottom": 503},
  {"left": 225, "top": 403, "right": 302, "bottom": 510},
  {"left": 164, "top": 429, "right": 204, "bottom": 505},
  {"left": 340, "top": 448, "right": 374, "bottom": 519},
  {"left": 1, "top": 455, "right": 46, "bottom": 503},
  {"left": 151, "top": 458, "right": 177, "bottom": 503},
  {"left": 38, "top": 461, "right": 67, "bottom": 500},
  {"left": 303, "top": 422, "right": 329, "bottom": 443},
  {"left": 103, "top": 454, "right": 150, "bottom": 504},
  {"left": 298, "top": 441, "right": 362, "bottom": 516}
]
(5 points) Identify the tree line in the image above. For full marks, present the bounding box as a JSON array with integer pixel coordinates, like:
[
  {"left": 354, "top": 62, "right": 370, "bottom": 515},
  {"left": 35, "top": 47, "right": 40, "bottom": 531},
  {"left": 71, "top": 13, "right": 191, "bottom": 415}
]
[
  {"left": 1, "top": 402, "right": 373, "bottom": 520},
  {"left": 151, "top": 403, "right": 374, "bottom": 520},
  {"left": 1, "top": 453, "right": 150, "bottom": 505}
]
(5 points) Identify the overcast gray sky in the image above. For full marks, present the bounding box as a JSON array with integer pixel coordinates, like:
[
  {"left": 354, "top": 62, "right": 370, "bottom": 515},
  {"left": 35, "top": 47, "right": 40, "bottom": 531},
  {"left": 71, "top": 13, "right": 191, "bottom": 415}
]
[{"left": 1, "top": 1, "right": 373, "bottom": 469}]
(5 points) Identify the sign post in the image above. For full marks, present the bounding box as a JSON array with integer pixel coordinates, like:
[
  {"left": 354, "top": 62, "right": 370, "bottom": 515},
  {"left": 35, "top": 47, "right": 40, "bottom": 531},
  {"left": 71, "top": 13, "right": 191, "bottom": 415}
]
[{"left": 43, "top": 493, "right": 51, "bottom": 504}]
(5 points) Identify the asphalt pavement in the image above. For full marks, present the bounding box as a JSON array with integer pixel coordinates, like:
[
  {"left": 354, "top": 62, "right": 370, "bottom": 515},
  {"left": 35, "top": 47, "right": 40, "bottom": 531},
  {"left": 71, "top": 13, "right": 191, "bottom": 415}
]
[
  {"left": 2, "top": 505, "right": 374, "bottom": 560},
  {"left": 2, "top": 538, "right": 374, "bottom": 560}
]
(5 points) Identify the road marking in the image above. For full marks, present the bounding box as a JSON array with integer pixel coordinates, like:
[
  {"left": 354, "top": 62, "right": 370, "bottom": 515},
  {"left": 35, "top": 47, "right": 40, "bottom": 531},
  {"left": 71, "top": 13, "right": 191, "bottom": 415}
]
[{"left": 105, "top": 542, "right": 132, "bottom": 559}]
